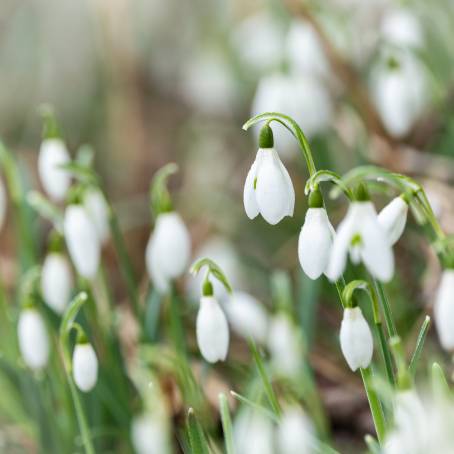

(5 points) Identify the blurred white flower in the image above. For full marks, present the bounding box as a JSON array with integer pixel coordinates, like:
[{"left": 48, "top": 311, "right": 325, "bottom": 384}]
[
  {"left": 371, "top": 53, "right": 428, "bottom": 138},
  {"left": 196, "top": 296, "right": 229, "bottom": 363},
  {"left": 41, "top": 252, "right": 73, "bottom": 314},
  {"left": 339, "top": 306, "right": 373, "bottom": 371},
  {"left": 38, "top": 138, "right": 71, "bottom": 202},
  {"left": 0, "top": 177, "right": 6, "bottom": 231},
  {"left": 378, "top": 197, "right": 408, "bottom": 245},
  {"left": 64, "top": 204, "right": 101, "bottom": 279},
  {"left": 233, "top": 410, "right": 274, "bottom": 454},
  {"left": 298, "top": 207, "right": 334, "bottom": 280},
  {"left": 277, "top": 407, "right": 314, "bottom": 454},
  {"left": 381, "top": 8, "right": 423, "bottom": 49},
  {"left": 434, "top": 269, "right": 454, "bottom": 351},
  {"left": 83, "top": 189, "right": 110, "bottom": 245},
  {"left": 327, "top": 201, "right": 394, "bottom": 282},
  {"left": 223, "top": 291, "right": 269, "bottom": 343},
  {"left": 73, "top": 342, "right": 98, "bottom": 392},
  {"left": 131, "top": 412, "right": 171, "bottom": 454},
  {"left": 18, "top": 308, "right": 50, "bottom": 371},
  {"left": 145, "top": 212, "right": 191, "bottom": 294},
  {"left": 243, "top": 147, "right": 295, "bottom": 225}
]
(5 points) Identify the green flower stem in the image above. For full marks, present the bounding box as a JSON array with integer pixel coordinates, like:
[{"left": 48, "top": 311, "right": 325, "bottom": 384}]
[
  {"left": 373, "top": 280, "right": 397, "bottom": 338},
  {"left": 168, "top": 286, "right": 187, "bottom": 356},
  {"left": 360, "top": 367, "right": 386, "bottom": 444}
]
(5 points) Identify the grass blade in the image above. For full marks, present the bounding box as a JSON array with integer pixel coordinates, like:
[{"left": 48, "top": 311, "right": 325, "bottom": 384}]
[
  {"left": 218, "top": 393, "right": 234, "bottom": 454},
  {"left": 187, "top": 408, "right": 209, "bottom": 454},
  {"left": 409, "top": 316, "right": 431, "bottom": 377}
]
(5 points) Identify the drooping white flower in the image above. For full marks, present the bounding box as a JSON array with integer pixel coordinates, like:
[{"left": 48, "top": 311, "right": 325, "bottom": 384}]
[
  {"left": 339, "top": 306, "right": 373, "bottom": 371},
  {"left": 223, "top": 292, "right": 269, "bottom": 343},
  {"left": 381, "top": 8, "right": 423, "bottom": 49},
  {"left": 41, "top": 252, "right": 73, "bottom": 314},
  {"left": 18, "top": 308, "right": 50, "bottom": 371},
  {"left": 244, "top": 128, "right": 295, "bottom": 225},
  {"left": 131, "top": 412, "right": 171, "bottom": 454},
  {"left": 378, "top": 197, "right": 409, "bottom": 245},
  {"left": 196, "top": 296, "right": 229, "bottom": 363},
  {"left": 434, "top": 269, "right": 454, "bottom": 351},
  {"left": 145, "top": 212, "right": 191, "bottom": 294},
  {"left": 38, "top": 138, "right": 71, "bottom": 202},
  {"left": 0, "top": 177, "right": 6, "bottom": 231},
  {"left": 233, "top": 410, "right": 274, "bottom": 454},
  {"left": 277, "top": 407, "right": 314, "bottom": 454},
  {"left": 64, "top": 204, "right": 101, "bottom": 279},
  {"left": 73, "top": 342, "right": 98, "bottom": 392},
  {"left": 327, "top": 200, "right": 394, "bottom": 282},
  {"left": 83, "top": 189, "right": 110, "bottom": 245}
]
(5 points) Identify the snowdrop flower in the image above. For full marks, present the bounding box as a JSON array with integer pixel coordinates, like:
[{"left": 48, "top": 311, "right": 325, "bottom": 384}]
[
  {"left": 277, "top": 407, "right": 314, "bottom": 454},
  {"left": 339, "top": 306, "right": 373, "bottom": 371},
  {"left": 0, "top": 177, "right": 6, "bottom": 231},
  {"left": 64, "top": 203, "right": 101, "bottom": 279},
  {"left": 381, "top": 8, "right": 423, "bottom": 49},
  {"left": 18, "top": 308, "right": 50, "bottom": 371},
  {"left": 41, "top": 252, "right": 73, "bottom": 314},
  {"left": 145, "top": 212, "right": 191, "bottom": 294},
  {"left": 83, "top": 189, "right": 110, "bottom": 244},
  {"left": 378, "top": 196, "right": 409, "bottom": 245},
  {"left": 327, "top": 187, "right": 394, "bottom": 282},
  {"left": 196, "top": 295, "right": 229, "bottom": 363},
  {"left": 131, "top": 412, "right": 171, "bottom": 454},
  {"left": 38, "top": 138, "right": 71, "bottom": 202},
  {"left": 223, "top": 292, "right": 269, "bottom": 343},
  {"left": 233, "top": 410, "right": 274, "bottom": 454},
  {"left": 243, "top": 125, "right": 295, "bottom": 225},
  {"left": 298, "top": 189, "right": 334, "bottom": 279},
  {"left": 72, "top": 340, "right": 98, "bottom": 392},
  {"left": 434, "top": 269, "right": 454, "bottom": 351}
]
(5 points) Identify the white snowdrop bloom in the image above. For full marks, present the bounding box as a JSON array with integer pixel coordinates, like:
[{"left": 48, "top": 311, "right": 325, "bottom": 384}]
[
  {"left": 381, "top": 8, "right": 423, "bottom": 49},
  {"left": 38, "top": 138, "right": 71, "bottom": 202},
  {"left": 72, "top": 342, "right": 98, "bottom": 392},
  {"left": 41, "top": 253, "right": 73, "bottom": 314},
  {"left": 233, "top": 410, "right": 274, "bottom": 454},
  {"left": 371, "top": 53, "right": 428, "bottom": 138},
  {"left": 277, "top": 407, "right": 314, "bottom": 454},
  {"left": 327, "top": 200, "right": 394, "bottom": 282},
  {"left": 83, "top": 189, "right": 110, "bottom": 244},
  {"left": 64, "top": 204, "right": 101, "bottom": 279},
  {"left": 131, "top": 412, "right": 171, "bottom": 454},
  {"left": 378, "top": 197, "right": 408, "bottom": 245},
  {"left": 244, "top": 128, "right": 295, "bottom": 225},
  {"left": 223, "top": 292, "right": 269, "bottom": 344},
  {"left": 252, "top": 74, "right": 333, "bottom": 156},
  {"left": 18, "top": 308, "right": 50, "bottom": 371},
  {"left": 286, "top": 19, "right": 329, "bottom": 79},
  {"left": 267, "top": 314, "right": 303, "bottom": 377},
  {"left": 0, "top": 177, "right": 6, "bottom": 231},
  {"left": 145, "top": 212, "right": 191, "bottom": 294},
  {"left": 434, "top": 269, "right": 454, "bottom": 351},
  {"left": 196, "top": 296, "right": 229, "bottom": 363},
  {"left": 298, "top": 193, "right": 335, "bottom": 279},
  {"left": 339, "top": 307, "right": 373, "bottom": 371}
]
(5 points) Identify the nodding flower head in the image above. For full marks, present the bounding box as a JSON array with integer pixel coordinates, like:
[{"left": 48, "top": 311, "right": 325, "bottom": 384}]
[
  {"left": 378, "top": 196, "right": 409, "bottom": 245},
  {"left": 72, "top": 339, "right": 98, "bottom": 392},
  {"left": 434, "top": 269, "right": 454, "bottom": 351}
]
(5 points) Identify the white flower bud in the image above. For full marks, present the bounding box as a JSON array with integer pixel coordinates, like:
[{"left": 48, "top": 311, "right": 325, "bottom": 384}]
[
  {"left": 41, "top": 253, "right": 73, "bottom": 314},
  {"left": 73, "top": 343, "right": 98, "bottom": 392},
  {"left": 18, "top": 308, "right": 50, "bottom": 371},
  {"left": 277, "top": 407, "right": 314, "bottom": 454},
  {"left": 196, "top": 296, "right": 229, "bottom": 363},
  {"left": 340, "top": 307, "right": 373, "bottom": 371},
  {"left": 131, "top": 413, "right": 171, "bottom": 454},
  {"left": 233, "top": 410, "right": 274, "bottom": 454},
  {"left": 83, "top": 189, "right": 110, "bottom": 245},
  {"left": 0, "top": 177, "right": 6, "bottom": 231},
  {"left": 38, "top": 138, "right": 71, "bottom": 202},
  {"left": 378, "top": 197, "right": 408, "bottom": 245},
  {"left": 381, "top": 8, "right": 423, "bottom": 49},
  {"left": 64, "top": 204, "right": 101, "bottom": 279},
  {"left": 145, "top": 212, "right": 191, "bottom": 294},
  {"left": 434, "top": 269, "right": 454, "bottom": 351}
]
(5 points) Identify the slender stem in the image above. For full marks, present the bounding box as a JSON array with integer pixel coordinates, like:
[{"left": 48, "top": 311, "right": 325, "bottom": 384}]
[
  {"left": 219, "top": 393, "right": 234, "bottom": 454},
  {"left": 373, "top": 280, "right": 397, "bottom": 338},
  {"left": 409, "top": 316, "right": 431, "bottom": 377}
]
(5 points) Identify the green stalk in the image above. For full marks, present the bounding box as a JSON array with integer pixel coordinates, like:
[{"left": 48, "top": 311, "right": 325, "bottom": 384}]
[
  {"left": 409, "top": 316, "right": 431, "bottom": 377},
  {"left": 219, "top": 393, "right": 234, "bottom": 454},
  {"left": 373, "top": 280, "right": 397, "bottom": 338}
]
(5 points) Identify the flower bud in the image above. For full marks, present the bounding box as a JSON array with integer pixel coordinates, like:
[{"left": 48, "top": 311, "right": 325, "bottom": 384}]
[
  {"left": 72, "top": 342, "right": 98, "bottom": 392},
  {"left": 18, "top": 308, "right": 50, "bottom": 371},
  {"left": 83, "top": 189, "right": 110, "bottom": 245},
  {"left": 131, "top": 413, "right": 171, "bottom": 454},
  {"left": 434, "top": 269, "right": 454, "bottom": 351},
  {"left": 340, "top": 307, "right": 373, "bottom": 371},
  {"left": 196, "top": 296, "right": 229, "bottom": 363},
  {"left": 277, "top": 407, "right": 314, "bottom": 454},
  {"left": 378, "top": 197, "right": 408, "bottom": 245},
  {"left": 64, "top": 204, "right": 101, "bottom": 279},
  {"left": 38, "top": 138, "right": 71, "bottom": 202}
]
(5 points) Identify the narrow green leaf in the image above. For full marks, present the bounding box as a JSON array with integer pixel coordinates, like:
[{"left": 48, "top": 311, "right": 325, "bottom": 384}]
[
  {"left": 218, "top": 393, "right": 234, "bottom": 454},
  {"left": 187, "top": 408, "right": 209, "bottom": 454},
  {"left": 409, "top": 316, "right": 431, "bottom": 377},
  {"left": 230, "top": 391, "right": 278, "bottom": 423}
]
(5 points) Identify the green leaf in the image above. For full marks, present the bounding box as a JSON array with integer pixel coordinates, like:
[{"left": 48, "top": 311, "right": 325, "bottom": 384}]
[
  {"left": 409, "top": 316, "right": 431, "bottom": 377},
  {"left": 218, "top": 393, "right": 234, "bottom": 454},
  {"left": 186, "top": 408, "right": 209, "bottom": 454}
]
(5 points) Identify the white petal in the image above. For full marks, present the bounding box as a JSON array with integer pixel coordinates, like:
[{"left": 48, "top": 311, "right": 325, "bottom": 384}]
[
  {"left": 18, "top": 309, "right": 49, "bottom": 370},
  {"left": 145, "top": 233, "right": 170, "bottom": 294},
  {"left": 340, "top": 307, "right": 373, "bottom": 371},
  {"left": 233, "top": 410, "right": 274, "bottom": 454},
  {"left": 434, "top": 270, "right": 454, "bottom": 351},
  {"left": 0, "top": 177, "right": 6, "bottom": 231},
  {"left": 277, "top": 154, "right": 295, "bottom": 216},
  {"left": 277, "top": 407, "right": 314, "bottom": 454},
  {"left": 38, "top": 138, "right": 71, "bottom": 202},
  {"left": 378, "top": 197, "right": 408, "bottom": 245},
  {"left": 131, "top": 413, "right": 171, "bottom": 454},
  {"left": 73, "top": 343, "right": 98, "bottom": 392},
  {"left": 243, "top": 151, "right": 263, "bottom": 219},
  {"left": 64, "top": 205, "right": 101, "bottom": 279},
  {"left": 298, "top": 208, "right": 333, "bottom": 279},
  {"left": 255, "top": 149, "right": 294, "bottom": 225},
  {"left": 83, "top": 189, "right": 110, "bottom": 244},
  {"left": 41, "top": 253, "right": 73, "bottom": 314},
  {"left": 196, "top": 296, "right": 229, "bottom": 363}
]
